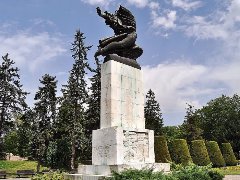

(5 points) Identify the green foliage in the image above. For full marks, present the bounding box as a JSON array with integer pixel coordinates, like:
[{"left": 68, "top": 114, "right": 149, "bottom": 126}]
[
  {"left": 190, "top": 140, "right": 211, "bottom": 166},
  {"left": 0, "top": 53, "right": 28, "bottom": 156},
  {"left": 206, "top": 141, "right": 225, "bottom": 167},
  {"left": 57, "top": 30, "right": 92, "bottom": 169},
  {"left": 221, "top": 143, "right": 237, "bottom": 166},
  {"left": 3, "top": 131, "right": 19, "bottom": 155},
  {"left": 154, "top": 136, "right": 171, "bottom": 163},
  {"left": 33, "top": 74, "right": 58, "bottom": 171},
  {"left": 162, "top": 126, "right": 183, "bottom": 143},
  {"left": 108, "top": 165, "right": 224, "bottom": 180},
  {"left": 169, "top": 139, "right": 192, "bottom": 165},
  {"left": 144, "top": 89, "right": 164, "bottom": 135},
  {"left": 32, "top": 171, "right": 64, "bottom": 180},
  {"left": 197, "top": 94, "right": 240, "bottom": 155},
  {"left": 172, "top": 164, "right": 224, "bottom": 180},
  {"left": 181, "top": 104, "right": 203, "bottom": 142},
  {"left": 108, "top": 168, "right": 174, "bottom": 180},
  {"left": 214, "top": 166, "right": 240, "bottom": 175}
]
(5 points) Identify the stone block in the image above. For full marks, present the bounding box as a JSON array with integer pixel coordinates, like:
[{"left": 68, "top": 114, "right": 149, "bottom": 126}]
[
  {"left": 92, "top": 127, "right": 154, "bottom": 165},
  {"left": 100, "top": 60, "right": 145, "bottom": 129}
]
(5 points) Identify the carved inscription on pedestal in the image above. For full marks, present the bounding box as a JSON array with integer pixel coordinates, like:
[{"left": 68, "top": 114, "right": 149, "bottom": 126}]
[{"left": 123, "top": 130, "right": 149, "bottom": 163}]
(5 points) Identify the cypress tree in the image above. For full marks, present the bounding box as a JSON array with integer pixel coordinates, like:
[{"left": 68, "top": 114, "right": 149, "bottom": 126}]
[{"left": 144, "top": 89, "right": 163, "bottom": 135}]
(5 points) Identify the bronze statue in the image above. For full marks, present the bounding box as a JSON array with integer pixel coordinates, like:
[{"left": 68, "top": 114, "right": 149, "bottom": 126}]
[{"left": 95, "top": 6, "right": 143, "bottom": 69}]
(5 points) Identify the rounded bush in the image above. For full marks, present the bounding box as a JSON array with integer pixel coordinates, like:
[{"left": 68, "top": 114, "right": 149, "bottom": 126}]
[
  {"left": 190, "top": 140, "right": 211, "bottom": 166},
  {"left": 169, "top": 139, "right": 192, "bottom": 165},
  {"left": 221, "top": 143, "right": 237, "bottom": 166},
  {"left": 154, "top": 136, "right": 171, "bottom": 163},
  {"left": 206, "top": 141, "right": 225, "bottom": 167}
]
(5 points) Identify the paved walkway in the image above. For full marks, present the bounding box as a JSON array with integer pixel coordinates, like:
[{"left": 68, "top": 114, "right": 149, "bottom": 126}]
[{"left": 224, "top": 175, "right": 240, "bottom": 180}]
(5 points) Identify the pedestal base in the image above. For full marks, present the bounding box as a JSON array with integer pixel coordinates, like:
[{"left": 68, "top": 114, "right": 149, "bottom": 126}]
[{"left": 64, "top": 163, "right": 170, "bottom": 180}]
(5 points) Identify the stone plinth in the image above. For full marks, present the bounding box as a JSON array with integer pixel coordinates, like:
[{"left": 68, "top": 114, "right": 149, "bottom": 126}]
[
  {"left": 101, "top": 60, "right": 145, "bottom": 129},
  {"left": 92, "top": 127, "right": 154, "bottom": 165}
]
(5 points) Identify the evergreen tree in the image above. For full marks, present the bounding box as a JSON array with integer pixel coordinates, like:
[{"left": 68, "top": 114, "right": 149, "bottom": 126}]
[
  {"left": 0, "top": 53, "right": 28, "bottom": 158},
  {"left": 181, "top": 104, "right": 203, "bottom": 142},
  {"left": 60, "top": 30, "right": 91, "bottom": 170},
  {"left": 85, "top": 57, "right": 101, "bottom": 159},
  {"left": 17, "top": 109, "right": 35, "bottom": 158},
  {"left": 144, "top": 89, "right": 163, "bottom": 135},
  {"left": 33, "top": 74, "right": 57, "bottom": 172}
]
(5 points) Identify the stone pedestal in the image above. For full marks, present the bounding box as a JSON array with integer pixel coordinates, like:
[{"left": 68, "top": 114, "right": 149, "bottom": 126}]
[{"left": 67, "top": 60, "right": 170, "bottom": 179}]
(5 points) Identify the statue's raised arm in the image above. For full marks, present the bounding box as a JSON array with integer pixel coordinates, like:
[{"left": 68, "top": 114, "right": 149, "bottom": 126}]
[{"left": 95, "top": 5, "right": 143, "bottom": 69}]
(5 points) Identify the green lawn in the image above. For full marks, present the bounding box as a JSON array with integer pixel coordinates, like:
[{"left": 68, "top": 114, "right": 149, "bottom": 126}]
[
  {"left": 0, "top": 160, "right": 46, "bottom": 174},
  {"left": 213, "top": 166, "right": 240, "bottom": 175}
]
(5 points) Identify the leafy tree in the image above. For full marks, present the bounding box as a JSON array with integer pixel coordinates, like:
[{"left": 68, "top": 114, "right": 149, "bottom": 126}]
[
  {"left": 162, "top": 126, "right": 183, "bottom": 143},
  {"left": 60, "top": 30, "right": 91, "bottom": 170},
  {"left": 144, "top": 89, "right": 163, "bottom": 135},
  {"left": 85, "top": 57, "right": 101, "bottom": 159},
  {"left": 198, "top": 94, "right": 240, "bottom": 156},
  {"left": 0, "top": 53, "right": 28, "bottom": 158},
  {"left": 181, "top": 104, "right": 203, "bottom": 142},
  {"left": 4, "top": 130, "right": 19, "bottom": 156},
  {"left": 33, "top": 74, "right": 57, "bottom": 172}
]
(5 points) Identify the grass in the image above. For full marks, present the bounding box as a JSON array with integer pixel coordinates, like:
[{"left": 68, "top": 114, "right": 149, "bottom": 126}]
[
  {"left": 213, "top": 166, "right": 240, "bottom": 175},
  {"left": 0, "top": 160, "right": 46, "bottom": 174}
]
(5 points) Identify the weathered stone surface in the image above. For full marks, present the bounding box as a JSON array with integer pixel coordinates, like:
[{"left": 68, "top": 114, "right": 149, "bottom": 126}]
[
  {"left": 77, "top": 163, "right": 170, "bottom": 176},
  {"left": 100, "top": 60, "right": 145, "bottom": 129},
  {"left": 92, "top": 127, "right": 154, "bottom": 165}
]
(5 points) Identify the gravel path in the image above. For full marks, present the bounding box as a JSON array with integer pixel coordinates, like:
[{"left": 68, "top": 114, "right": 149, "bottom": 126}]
[{"left": 224, "top": 175, "right": 240, "bottom": 180}]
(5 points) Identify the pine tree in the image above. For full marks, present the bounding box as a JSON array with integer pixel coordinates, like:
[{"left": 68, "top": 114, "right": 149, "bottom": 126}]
[
  {"left": 144, "top": 89, "right": 163, "bottom": 135},
  {"left": 0, "top": 53, "right": 28, "bottom": 158},
  {"left": 181, "top": 104, "right": 203, "bottom": 142},
  {"left": 33, "top": 74, "right": 57, "bottom": 172},
  {"left": 85, "top": 57, "right": 101, "bottom": 159},
  {"left": 60, "top": 30, "right": 92, "bottom": 170}
]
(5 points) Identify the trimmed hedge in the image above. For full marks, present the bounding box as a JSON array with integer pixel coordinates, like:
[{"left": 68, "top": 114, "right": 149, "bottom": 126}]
[
  {"left": 169, "top": 139, "right": 192, "bottom": 165},
  {"left": 221, "top": 143, "right": 237, "bottom": 166},
  {"left": 206, "top": 141, "right": 225, "bottom": 167},
  {"left": 154, "top": 136, "right": 171, "bottom": 163},
  {"left": 190, "top": 140, "right": 211, "bottom": 166}
]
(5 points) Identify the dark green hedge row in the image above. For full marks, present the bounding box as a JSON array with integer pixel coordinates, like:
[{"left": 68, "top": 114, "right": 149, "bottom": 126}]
[
  {"left": 169, "top": 139, "right": 192, "bottom": 165},
  {"left": 221, "top": 143, "right": 237, "bottom": 166},
  {"left": 154, "top": 136, "right": 171, "bottom": 163},
  {"left": 205, "top": 141, "right": 225, "bottom": 167},
  {"left": 190, "top": 140, "right": 211, "bottom": 166}
]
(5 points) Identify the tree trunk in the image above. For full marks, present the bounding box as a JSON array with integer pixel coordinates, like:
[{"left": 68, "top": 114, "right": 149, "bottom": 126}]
[
  {"left": 37, "top": 160, "right": 41, "bottom": 173},
  {"left": 70, "top": 135, "right": 76, "bottom": 171}
]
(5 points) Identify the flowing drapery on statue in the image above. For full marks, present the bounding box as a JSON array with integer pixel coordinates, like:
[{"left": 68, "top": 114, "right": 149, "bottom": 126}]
[{"left": 95, "top": 6, "right": 143, "bottom": 69}]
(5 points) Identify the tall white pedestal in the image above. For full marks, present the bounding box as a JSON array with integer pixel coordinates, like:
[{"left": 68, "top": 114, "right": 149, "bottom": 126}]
[{"left": 69, "top": 60, "right": 170, "bottom": 179}]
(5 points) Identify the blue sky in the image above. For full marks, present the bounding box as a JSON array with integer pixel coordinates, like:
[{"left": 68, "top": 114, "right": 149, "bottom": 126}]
[{"left": 1, "top": 0, "right": 240, "bottom": 125}]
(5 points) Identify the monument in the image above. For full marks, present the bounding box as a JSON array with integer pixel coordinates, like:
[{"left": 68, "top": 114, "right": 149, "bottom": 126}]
[{"left": 66, "top": 5, "right": 170, "bottom": 180}]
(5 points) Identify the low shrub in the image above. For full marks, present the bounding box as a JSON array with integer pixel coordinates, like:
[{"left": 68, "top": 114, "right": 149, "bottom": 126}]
[
  {"left": 107, "top": 168, "right": 175, "bottom": 180},
  {"left": 108, "top": 164, "right": 224, "bottom": 180},
  {"left": 221, "top": 143, "right": 237, "bottom": 166},
  {"left": 169, "top": 139, "right": 192, "bottom": 165},
  {"left": 190, "top": 140, "right": 211, "bottom": 166},
  {"left": 206, "top": 141, "right": 225, "bottom": 167},
  {"left": 172, "top": 164, "right": 224, "bottom": 180},
  {"left": 32, "top": 171, "right": 64, "bottom": 180},
  {"left": 154, "top": 136, "right": 171, "bottom": 163}
]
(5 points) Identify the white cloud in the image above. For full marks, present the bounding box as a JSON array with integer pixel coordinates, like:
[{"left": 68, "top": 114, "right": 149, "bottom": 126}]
[
  {"left": 151, "top": 10, "right": 177, "bottom": 29},
  {"left": 81, "top": 0, "right": 113, "bottom": 8},
  {"left": 0, "top": 31, "right": 67, "bottom": 73},
  {"left": 126, "top": 0, "right": 149, "bottom": 8},
  {"left": 142, "top": 60, "right": 240, "bottom": 125},
  {"left": 171, "top": 0, "right": 202, "bottom": 11}
]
